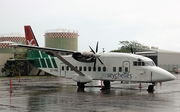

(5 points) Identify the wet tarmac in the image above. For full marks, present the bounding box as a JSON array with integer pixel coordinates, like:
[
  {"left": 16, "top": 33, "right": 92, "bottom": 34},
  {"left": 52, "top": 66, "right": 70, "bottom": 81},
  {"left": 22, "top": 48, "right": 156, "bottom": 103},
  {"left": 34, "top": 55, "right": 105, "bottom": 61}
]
[{"left": 0, "top": 74, "right": 180, "bottom": 112}]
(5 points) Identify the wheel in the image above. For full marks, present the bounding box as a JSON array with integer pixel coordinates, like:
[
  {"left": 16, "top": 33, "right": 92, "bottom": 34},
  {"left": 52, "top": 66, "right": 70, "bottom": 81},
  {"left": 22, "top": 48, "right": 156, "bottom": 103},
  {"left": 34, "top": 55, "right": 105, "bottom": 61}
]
[
  {"left": 102, "top": 81, "right": 110, "bottom": 89},
  {"left": 77, "top": 82, "right": 85, "bottom": 88},
  {"left": 147, "top": 85, "right": 154, "bottom": 93}
]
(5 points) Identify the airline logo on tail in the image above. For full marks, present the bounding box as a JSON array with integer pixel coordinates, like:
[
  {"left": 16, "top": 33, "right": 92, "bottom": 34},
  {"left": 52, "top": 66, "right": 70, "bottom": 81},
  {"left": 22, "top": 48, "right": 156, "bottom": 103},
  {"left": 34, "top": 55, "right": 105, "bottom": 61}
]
[
  {"left": 27, "top": 39, "right": 35, "bottom": 46},
  {"left": 24, "top": 26, "right": 39, "bottom": 46}
]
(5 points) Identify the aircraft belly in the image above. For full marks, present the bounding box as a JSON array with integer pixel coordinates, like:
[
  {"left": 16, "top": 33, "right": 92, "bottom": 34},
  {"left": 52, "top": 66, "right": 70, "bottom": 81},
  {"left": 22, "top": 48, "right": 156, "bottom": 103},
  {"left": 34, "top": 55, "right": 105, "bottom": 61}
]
[{"left": 40, "top": 68, "right": 60, "bottom": 77}]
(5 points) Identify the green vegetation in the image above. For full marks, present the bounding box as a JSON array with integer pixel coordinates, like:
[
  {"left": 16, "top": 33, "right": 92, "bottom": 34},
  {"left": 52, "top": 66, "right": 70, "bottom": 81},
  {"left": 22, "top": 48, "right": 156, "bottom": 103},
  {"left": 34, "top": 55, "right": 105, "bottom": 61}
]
[
  {"left": 1, "top": 49, "right": 27, "bottom": 77},
  {"left": 111, "top": 40, "right": 150, "bottom": 53},
  {"left": 1, "top": 58, "right": 24, "bottom": 77}
]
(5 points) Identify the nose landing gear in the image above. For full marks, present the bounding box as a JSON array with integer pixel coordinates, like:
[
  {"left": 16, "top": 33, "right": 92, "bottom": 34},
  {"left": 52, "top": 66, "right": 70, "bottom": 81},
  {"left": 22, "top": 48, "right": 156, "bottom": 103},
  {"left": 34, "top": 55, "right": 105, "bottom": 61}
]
[{"left": 147, "top": 82, "right": 155, "bottom": 93}]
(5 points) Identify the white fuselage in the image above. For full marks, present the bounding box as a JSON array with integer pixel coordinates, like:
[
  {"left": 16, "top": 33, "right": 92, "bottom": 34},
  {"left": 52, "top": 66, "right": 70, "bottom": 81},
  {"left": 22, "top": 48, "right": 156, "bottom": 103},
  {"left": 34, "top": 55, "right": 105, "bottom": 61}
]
[{"left": 40, "top": 52, "right": 175, "bottom": 83}]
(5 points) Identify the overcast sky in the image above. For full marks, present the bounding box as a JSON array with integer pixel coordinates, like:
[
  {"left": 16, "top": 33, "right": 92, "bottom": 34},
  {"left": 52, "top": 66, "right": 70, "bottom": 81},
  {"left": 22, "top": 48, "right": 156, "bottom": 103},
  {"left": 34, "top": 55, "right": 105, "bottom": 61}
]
[{"left": 1, "top": 0, "right": 180, "bottom": 52}]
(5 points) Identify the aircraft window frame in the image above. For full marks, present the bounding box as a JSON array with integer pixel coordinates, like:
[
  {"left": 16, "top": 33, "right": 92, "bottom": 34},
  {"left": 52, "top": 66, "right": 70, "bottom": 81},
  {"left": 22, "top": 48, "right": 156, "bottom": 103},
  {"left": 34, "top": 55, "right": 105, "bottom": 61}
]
[
  {"left": 98, "top": 67, "right": 101, "bottom": 72},
  {"left": 79, "top": 66, "right": 82, "bottom": 71},
  {"left": 103, "top": 67, "right": 106, "bottom": 72},
  {"left": 119, "top": 67, "right": 122, "bottom": 72},
  {"left": 125, "top": 67, "right": 128, "bottom": 72},
  {"left": 113, "top": 67, "right": 116, "bottom": 72},
  {"left": 88, "top": 66, "right": 91, "bottom": 71},
  {"left": 93, "top": 67, "right": 96, "bottom": 71},
  {"left": 138, "top": 62, "right": 141, "bottom": 66},
  {"left": 142, "top": 62, "right": 145, "bottom": 66},
  {"left": 62, "top": 66, "right": 64, "bottom": 71},
  {"left": 66, "top": 66, "right": 69, "bottom": 71},
  {"left": 133, "top": 62, "right": 137, "bottom": 66},
  {"left": 84, "top": 66, "right": 87, "bottom": 71},
  {"left": 145, "top": 61, "right": 156, "bottom": 66},
  {"left": 133, "top": 61, "right": 145, "bottom": 66}
]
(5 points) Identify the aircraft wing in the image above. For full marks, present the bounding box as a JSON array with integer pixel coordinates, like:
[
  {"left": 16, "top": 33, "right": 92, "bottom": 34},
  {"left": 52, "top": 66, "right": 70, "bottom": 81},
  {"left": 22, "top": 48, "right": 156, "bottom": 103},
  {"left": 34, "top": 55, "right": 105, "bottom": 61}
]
[
  {"left": 10, "top": 44, "right": 86, "bottom": 76},
  {"left": 11, "top": 44, "right": 77, "bottom": 53}
]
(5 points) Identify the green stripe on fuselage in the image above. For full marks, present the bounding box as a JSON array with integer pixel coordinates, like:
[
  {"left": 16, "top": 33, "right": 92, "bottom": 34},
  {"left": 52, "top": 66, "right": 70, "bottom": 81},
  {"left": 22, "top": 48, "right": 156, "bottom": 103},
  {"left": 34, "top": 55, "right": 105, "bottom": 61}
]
[
  {"left": 27, "top": 50, "right": 57, "bottom": 68},
  {"left": 45, "top": 58, "right": 52, "bottom": 68},
  {"left": 40, "top": 58, "right": 47, "bottom": 68},
  {"left": 52, "top": 58, "right": 58, "bottom": 68},
  {"left": 33, "top": 59, "right": 41, "bottom": 67}
]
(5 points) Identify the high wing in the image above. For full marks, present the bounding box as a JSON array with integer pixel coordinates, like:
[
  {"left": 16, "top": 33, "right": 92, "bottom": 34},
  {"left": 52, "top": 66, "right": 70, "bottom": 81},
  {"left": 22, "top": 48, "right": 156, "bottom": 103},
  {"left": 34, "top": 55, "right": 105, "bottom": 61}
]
[
  {"left": 11, "top": 44, "right": 77, "bottom": 54},
  {"left": 10, "top": 43, "right": 86, "bottom": 77}
]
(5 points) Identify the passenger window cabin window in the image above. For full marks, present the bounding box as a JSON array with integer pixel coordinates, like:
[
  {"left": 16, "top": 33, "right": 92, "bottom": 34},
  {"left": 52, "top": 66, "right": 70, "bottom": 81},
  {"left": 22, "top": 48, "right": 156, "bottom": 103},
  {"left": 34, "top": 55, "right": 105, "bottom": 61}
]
[
  {"left": 88, "top": 66, "right": 91, "bottom": 71},
  {"left": 125, "top": 67, "right": 128, "bottom": 72},
  {"left": 84, "top": 66, "right": 86, "bottom": 71},
  {"left": 62, "top": 66, "right": 64, "bottom": 71},
  {"left": 93, "top": 67, "right": 96, "bottom": 71},
  {"left": 103, "top": 67, "right": 106, "bottom": 72},
  {"left": 98, "top": 67, "right": 101, "bottom": 72},
  {"left": 113, "top": 67, "right": 116, "bottom": 72},
  {"left": 66, "top": 66, "right": 69, "bottom": 71},
  {"left": 119, "top": 67, "right": 122, "bottom": 72},
  {"left": 79, "top": 66, "right": 82, "bottom": 71}
]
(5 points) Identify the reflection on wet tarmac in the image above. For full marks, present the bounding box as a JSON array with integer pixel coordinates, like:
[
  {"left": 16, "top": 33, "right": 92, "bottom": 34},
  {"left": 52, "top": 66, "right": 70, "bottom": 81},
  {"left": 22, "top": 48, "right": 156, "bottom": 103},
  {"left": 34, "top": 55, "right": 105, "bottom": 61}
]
[{"left": 0, "top": 75, "right": 180, "bottom": 112}]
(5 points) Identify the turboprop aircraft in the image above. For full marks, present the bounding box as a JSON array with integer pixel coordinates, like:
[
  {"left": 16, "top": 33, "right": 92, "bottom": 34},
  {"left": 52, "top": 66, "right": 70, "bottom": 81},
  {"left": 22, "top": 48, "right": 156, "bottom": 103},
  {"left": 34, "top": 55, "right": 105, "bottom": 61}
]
[{"left": 10, "top": 26, "right": 175, "bottom": 92}]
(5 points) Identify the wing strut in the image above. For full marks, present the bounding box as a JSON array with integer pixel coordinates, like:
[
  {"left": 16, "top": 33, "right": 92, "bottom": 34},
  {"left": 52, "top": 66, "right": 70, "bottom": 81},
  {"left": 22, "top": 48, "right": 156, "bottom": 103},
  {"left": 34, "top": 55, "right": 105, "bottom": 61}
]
[{"left": 52, "top": 51, "right": 85, "bottom": 76}]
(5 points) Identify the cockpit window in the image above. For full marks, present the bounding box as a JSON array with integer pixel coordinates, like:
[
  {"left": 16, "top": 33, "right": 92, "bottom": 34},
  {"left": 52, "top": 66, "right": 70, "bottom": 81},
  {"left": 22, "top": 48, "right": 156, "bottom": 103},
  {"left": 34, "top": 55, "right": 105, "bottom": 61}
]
[
  {"left": 145, "top": 61, "right": 156, "bottom": 66},
  {"left": 134, "top": 60, "right": 156, "bottom": 66},
  {"left": 133, "top": 61, "right": 145, "bottom": 66}
]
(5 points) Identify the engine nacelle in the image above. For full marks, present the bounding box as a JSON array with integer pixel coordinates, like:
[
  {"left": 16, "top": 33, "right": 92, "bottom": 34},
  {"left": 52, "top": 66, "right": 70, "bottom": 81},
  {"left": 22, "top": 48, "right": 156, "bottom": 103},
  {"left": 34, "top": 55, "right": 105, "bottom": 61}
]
[{"left": 72, "top": 74, "right": 92, "bottom": 83}]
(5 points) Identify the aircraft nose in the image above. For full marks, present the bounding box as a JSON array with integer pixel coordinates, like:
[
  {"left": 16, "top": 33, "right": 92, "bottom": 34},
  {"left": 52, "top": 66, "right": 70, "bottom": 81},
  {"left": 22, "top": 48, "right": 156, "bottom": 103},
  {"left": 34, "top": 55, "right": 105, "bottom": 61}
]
[{"left": 169, "top": 74, "right": 176, "bottom": 81}]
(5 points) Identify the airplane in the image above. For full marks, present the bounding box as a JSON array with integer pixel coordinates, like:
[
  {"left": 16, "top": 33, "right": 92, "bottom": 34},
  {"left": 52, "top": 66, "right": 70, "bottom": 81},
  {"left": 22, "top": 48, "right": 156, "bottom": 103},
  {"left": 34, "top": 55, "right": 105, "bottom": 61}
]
[{"left": 10, "top": 25, "right": 176, "bottom": 92}]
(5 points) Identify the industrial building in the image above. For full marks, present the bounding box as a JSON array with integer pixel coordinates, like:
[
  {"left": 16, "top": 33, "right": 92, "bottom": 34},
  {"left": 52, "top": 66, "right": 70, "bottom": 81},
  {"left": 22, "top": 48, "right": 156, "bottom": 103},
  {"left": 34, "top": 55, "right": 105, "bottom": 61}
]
[
  {"left": 45, "top": 29, "right": 78, "bottom": 51},
  {"left": 0, "top": 34, "right": 26, "bottom": 76},
  {"left": 137, "top": 47, "right": 180, "bottom": 72}
]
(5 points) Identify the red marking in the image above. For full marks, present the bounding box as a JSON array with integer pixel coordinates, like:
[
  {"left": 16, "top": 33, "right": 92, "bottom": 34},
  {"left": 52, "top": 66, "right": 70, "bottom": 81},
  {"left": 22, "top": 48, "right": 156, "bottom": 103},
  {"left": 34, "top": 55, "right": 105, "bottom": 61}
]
[
  {"left": 139, "top": 83, "right": 142, "bottom": 88},
  {"left": 10, "top": 78, "right": 12, "bottom": 93},
  {"left": 18, "top": 72, "right": 21, "bottom": 82},
  {"left": 24, "top": 26, "right": 39, "bottom": 46},
  {"left": 101, "top": 77, "right": 103, "bottom": 88}
]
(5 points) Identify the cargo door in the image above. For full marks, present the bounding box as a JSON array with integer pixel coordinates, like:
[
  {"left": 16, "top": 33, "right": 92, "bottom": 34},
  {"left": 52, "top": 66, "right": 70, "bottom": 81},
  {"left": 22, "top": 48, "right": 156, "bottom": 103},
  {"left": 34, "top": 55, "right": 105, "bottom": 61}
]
[
  {"left": 60, "top": 63, "right": 66, "bottom": 77},
  {"left": 123, "top": 61, "right": 130, "bottom": 73}
]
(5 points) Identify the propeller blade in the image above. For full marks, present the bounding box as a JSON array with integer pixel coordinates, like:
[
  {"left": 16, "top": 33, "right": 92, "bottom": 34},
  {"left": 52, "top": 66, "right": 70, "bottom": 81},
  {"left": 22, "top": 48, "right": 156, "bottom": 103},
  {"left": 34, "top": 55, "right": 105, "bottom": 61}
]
[
  {"left": 96, "top": 42, "right": 98, "bottom": 53},
  {"left": 89, "top": 42, "right": 104, "bottom": 68},
  {"left": 89, "top": 46, "right": 95, "bottom": 54},
  {"left": 98, "top": 58, "right": 104, "bottom": 65},
  {"left": 93, "top": 59, "right": 96, "bottom": 68}
]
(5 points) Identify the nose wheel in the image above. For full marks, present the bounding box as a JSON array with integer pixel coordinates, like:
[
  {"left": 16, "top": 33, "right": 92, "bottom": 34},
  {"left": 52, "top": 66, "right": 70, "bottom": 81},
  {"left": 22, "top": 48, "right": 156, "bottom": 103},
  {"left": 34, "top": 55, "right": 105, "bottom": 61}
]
[{"left": 147, "top": 83, "right": 155, "bottom": 93}]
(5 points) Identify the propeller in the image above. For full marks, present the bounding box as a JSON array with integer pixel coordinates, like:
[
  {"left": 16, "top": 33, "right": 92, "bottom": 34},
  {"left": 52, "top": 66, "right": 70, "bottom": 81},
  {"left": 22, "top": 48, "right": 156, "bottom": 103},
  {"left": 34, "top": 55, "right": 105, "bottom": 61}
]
[{"left": 89, "top": 42, "right": 104, "bottom": 68}]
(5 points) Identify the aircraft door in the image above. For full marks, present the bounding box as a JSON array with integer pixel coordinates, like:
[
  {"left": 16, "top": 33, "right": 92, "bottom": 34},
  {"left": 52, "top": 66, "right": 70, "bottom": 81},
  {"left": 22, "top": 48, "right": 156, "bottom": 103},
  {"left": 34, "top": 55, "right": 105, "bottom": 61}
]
[
  {"left": 123, "top": 61, "right": 130, "bottom": 73},
  {"left": 60, "top": 63, "right": 66, "bottom": 77}
]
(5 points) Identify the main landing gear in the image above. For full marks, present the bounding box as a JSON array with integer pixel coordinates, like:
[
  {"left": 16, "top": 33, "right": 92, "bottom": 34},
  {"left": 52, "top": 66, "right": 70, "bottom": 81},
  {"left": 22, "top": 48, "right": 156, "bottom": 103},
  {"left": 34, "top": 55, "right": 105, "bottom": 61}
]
[
  {"left": 101, "top": 80, "right": 111, "bottom": 90},
  {"left": 77, "top": 82, "right": 86, "bottom": 92},
  {"left": 77, "top": 80, "right": 111, "bottom": 91},
  {"left": 147, "top": 83, "right": 155, "bottom": 93}
]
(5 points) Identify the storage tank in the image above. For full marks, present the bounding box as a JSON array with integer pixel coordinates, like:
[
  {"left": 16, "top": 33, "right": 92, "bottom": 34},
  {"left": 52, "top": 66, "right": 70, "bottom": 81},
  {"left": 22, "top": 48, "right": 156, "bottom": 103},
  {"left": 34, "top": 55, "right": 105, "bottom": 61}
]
[
  {"left": 0, "top": 34, "right": 25, "bottom": 53},
  {"left": 45, "top": 29, "right": 78, "bottom": 51}
]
